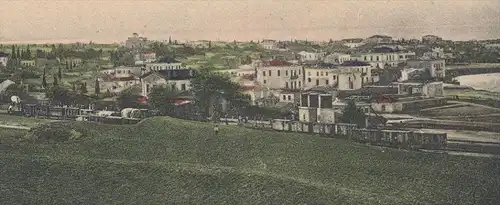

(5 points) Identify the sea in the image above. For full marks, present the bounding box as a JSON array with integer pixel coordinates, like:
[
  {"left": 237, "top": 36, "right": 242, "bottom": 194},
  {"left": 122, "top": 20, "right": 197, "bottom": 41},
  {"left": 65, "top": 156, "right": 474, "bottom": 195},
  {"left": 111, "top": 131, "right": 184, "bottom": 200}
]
[{"left": 455, "top": 73, "right": 500, "bottom": 92}]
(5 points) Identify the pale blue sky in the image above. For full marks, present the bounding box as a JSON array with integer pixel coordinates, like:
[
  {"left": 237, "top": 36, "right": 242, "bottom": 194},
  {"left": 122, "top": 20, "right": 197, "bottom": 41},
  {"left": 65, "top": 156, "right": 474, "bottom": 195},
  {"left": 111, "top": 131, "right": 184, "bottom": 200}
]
[{"left": 1, "top": 0, "right": 499, "bottom": 43}]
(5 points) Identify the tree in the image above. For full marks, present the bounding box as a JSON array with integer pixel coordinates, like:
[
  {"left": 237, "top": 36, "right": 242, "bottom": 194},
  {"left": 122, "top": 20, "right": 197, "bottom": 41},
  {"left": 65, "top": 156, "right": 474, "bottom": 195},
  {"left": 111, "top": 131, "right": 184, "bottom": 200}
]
[
  {"left": 190, "top": 68, "right": 250, "bottom": 120},
  {"left": 80, "top": 82, "right": 88, "bottom": 94},
  {"left": 52, "top": 76, "right": 59, "bottom": 86},
  {"left": 15, "top": 48, "right": 21, "bottom": 60},
  {"left": 148, "top": 86, "right": 179, "bottom": 115},
  {"left": 57, "top": 66, "right": 63, "bottom": 80},
  {"left": 11, "top": 45, "right": 16, "bottom": 59},
  {"left": 339, "top": 100, "right": 366, "bottom": 127},
  {"left": 45, "top": 85, "right": 72, "bottom": 105},
  {"left": 116, "top": 89, "right": 141, "bottom": 109},
  {"left": 42, "top": 67, "right": 48, "bottom": 89},
  {"left": 94, "top": 78, "right": 100, "bottom": 95},
  {"left": 26, "top": 45, "right": 31, "bottom": 59}
]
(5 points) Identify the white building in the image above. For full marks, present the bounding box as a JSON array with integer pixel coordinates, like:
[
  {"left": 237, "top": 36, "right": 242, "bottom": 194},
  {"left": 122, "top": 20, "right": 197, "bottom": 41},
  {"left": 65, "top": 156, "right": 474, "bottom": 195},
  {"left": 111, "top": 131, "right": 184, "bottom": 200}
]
[
  {"left": 341, "top": 38, "right": 366, "bottom": 48},
  {"left": 260, "top": 39, "right": 278, "bottom": 50},
  {"left": 144, "top": 59, "right": 185, "bottom": 74},
  {"left": 336, "top": 61, "right": 373, "bottom": 86},
  {"left": 215, "top": 64, "right": 255, "bottom": 77},
  {"left": 125, "top": 33, "right": 148, "bottom": 49},
  {"left": 422, "top": 35, "right": 443, "bottom": 44},
  {"left": 323, "top": 53, "right": 351, "bottom": 64},
  {"left": 141, "top": 69, "right": 195, "bottom": 97},
  {"left": 304, "top": 65, "right": 338, "bottom": 89},
  {"left": 99, "top": 76, "right": 141, "bottom": 93},
  {"left": 100, "top": 66, "right": 142, "bottom": 77},
  {"left": 256, "top": 59, "right": 305, "bottom": 90},
  {"left": 351, "top": 47, "right": 416, "bottom": 69},
  {"left": 298, "top": 51, "right": 326, "bottom": 62},
  {"left": 407, "top": 59, "right": 446, "bottom": 79},
  {"left": 134, "top": 52, "right": 157, "bottom": 65},
  {"left": 298, "top": 92, "right": 336, "bottom": 124},
  {"left": 0, "top": 52, "right": 9, "bottom": 67}
]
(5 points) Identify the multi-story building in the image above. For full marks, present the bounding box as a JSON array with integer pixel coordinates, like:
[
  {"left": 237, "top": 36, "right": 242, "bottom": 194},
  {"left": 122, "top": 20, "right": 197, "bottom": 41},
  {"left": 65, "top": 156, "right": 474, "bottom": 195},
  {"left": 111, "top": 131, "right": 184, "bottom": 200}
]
[
  {"left": 407, "top": 59, "right": 446, "bottom": 79},
  {"left": 100, "top": 66, "right": 143, "bottom": 77},
  {"left": 341, "top": 38, "right": 366, "bottom": 48},
  {"left": 351, "top": 47, "right": 416, "bottom": 69},
  {"left": 141, "top": 68, "right": 196, "bottom": 97},
  {"left": 260, "top": 39, "right": 278, "bottom": 50},
  {"left": 144, "top": 58, "right": 185, "bottom": 74},
  {"left": 336, "top": 61, "right": 373, "bottom": 85},
  {"left": 304, "top": 64, "right": 338, "bottom": 89},
  {"left": 125, "top": 33, "right": 148, "bottom": 49},
  {"left": 255, "top": 59, "right": 304, "bottom": 90},
  {"left": 134, "top": 52, "right": 157, "bottom": 65}
]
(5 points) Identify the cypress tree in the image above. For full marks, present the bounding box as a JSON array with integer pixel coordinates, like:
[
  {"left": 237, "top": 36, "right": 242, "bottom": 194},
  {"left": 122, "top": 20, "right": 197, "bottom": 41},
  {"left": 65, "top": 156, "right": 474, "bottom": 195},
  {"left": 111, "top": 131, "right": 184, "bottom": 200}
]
[
  {"left": 94, "top": 78, "right": 100, "bottom": 95},
  {"left": 42, "top": 67, "right": 47, "bottom": 89},
  {"left": 16, "top": 48, "right": 21, "bottom": 60},
  {"left": 11, "top": 45, "right": 16, "bottom": 59},
  {"left": 53, "top": 76, "right": 59, "bottom": 86},
  {"left": 58, "top": 66, "right": 63, "bottom": 80},
  {"left": 81, "top": 82, "right": 88, "bottom": 94}
]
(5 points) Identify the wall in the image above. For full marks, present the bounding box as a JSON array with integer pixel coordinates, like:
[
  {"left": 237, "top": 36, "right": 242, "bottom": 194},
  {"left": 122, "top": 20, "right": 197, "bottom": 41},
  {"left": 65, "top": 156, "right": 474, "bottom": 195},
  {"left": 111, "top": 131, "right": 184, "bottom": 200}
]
[
  {"left": 317, "top": 108, "right": 335, "bottom": 123},
  {"left": 371, "top": 102, "right": 403, "bottom": 113},
  {"left": 337, "top": 72, "right": 362, "bottom": 90},
  {"left": 256, "top": 65, "right": 304, "bottom": 90},
  {"left": 298, "top": 107, "right": 317, "bottom": 123},
  {"left": 304, "top": 68, "right": 337, "bottom": 89}
]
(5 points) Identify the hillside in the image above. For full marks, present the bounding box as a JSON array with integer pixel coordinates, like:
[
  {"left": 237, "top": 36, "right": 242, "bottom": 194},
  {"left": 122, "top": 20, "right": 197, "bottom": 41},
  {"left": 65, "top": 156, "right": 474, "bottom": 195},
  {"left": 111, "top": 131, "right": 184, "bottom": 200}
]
[{"left": 0, "top": 117, "right": 499, "bottom": 205}]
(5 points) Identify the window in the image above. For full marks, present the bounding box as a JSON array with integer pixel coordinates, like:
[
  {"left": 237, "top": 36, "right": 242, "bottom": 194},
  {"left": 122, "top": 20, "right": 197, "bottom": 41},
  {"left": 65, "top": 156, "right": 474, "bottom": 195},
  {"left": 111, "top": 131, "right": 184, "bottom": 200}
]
[
  {"left": 277, "top": 70, "right": 281, "bottom": 76},
  {"left": 326, "top": 80, "right": 329, "bottom": 85},
  {"left": 285, "top": 82, "right": 289, "bottom": 88},
  {"left": 264, "top": 80, "right": 267, "bottom": 84},
  {"left": 364, "top": 56, "right": 367, "bottom": 61},
  {"left": 268, "top": 70, "right": 271, "bottom": 76},
  {"left": 285, "top": 70, "right": 288, "bottom": 76},
  {"left": 146, "top": 84, "right": 150, "bottom": 93},
  {"left": 325, "top": 72, "right": 328, "bottom": 76},
  {"left": 316, "top": 79, "right": 319, "bottom": 86},
  {"left": 283, "top": 95, "right": 286, "bottom": 100},
  {"left": 181, "top": 84, "right": 186, "bottom": 91},
  {"left": 287, "top": 95, "right": 291, "bottom": 101},
  {"left": 299, "top": 81, "right": 301, "bottom": 87},
  {"left": 320, "top": 72, "right": 324, "bottom": 76},
  {"left": 171, "top": 84, "right": 176, "bottom": 90},
  {"left": 298, "top": 70, "right": 301, "bottom": 75},
  {"left": 316, "top": 72, "right": 319, "bottom": 76},
  {"left": 381, "top": 105, "right": 386, "bottom": 112},
  {"left": 308, "top": 78, "right": 311, "bottom": 82},
  {"left": 376, "top": 56, "right": 380, "bottom": 61},
  {"left": 294, "top": 81, "right": 297, "bottom": 88},
  {"left": 333, "top": 75, "right": 337, "bottom": 80},
  {"left": 262, "top": 71, "right": 266, "bottom": 76}
]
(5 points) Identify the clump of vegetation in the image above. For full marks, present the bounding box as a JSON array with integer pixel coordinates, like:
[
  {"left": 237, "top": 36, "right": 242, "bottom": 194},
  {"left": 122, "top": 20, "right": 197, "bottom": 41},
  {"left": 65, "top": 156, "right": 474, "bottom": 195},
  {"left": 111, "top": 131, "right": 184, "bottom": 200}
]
[{"left": 24, "top": 122, "right": 84, "bottom": 143}]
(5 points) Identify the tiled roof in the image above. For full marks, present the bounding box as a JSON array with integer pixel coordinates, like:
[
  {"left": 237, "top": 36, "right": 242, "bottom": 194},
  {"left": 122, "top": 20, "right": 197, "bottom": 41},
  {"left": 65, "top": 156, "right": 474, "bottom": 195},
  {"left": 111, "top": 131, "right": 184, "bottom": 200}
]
[
  {"left": 0, "top": 52, "right": 9, "bottom": 57},
  {"left": 340, "top": 61, "right": 371, "bottom": 67},
  {"left": 262, "top": 59, "right": 293, "bottom": 67}
]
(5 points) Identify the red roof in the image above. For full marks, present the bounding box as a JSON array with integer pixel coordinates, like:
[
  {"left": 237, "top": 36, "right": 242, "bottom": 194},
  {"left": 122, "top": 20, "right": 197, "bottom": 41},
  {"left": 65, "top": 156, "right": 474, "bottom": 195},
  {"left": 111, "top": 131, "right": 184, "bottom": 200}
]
[{"left": 262, "top": 59, "right": 292, "bottom": 67}]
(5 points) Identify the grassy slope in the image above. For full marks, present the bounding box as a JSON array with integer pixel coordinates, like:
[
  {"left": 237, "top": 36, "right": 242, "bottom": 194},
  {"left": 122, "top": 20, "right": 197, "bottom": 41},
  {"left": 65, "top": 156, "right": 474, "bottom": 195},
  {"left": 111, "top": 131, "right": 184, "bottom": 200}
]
[{"left": 0, "top": 117, "right": 499, "bottom": 205}]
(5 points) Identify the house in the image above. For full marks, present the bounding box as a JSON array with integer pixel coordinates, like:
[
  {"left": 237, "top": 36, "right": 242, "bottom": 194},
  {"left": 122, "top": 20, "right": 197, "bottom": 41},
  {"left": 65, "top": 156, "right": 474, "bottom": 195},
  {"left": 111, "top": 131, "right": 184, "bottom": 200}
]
[
  {"left": 298, "top": 91, "right": 336, "bottom": 123},
  {"left": 260, "top": 39, "right": 278, "bottom": 50},
  {"left": 406, "top": 58, "right": 446, "bottom": 78},
  {"left": 395, "top": 81, "right": 444, "bottom": 98},
  {"left": 215, "top": 64, "right": 255, "bottom": 77},
  {"left": 100, "top": 66, "right": 143, "bottom": 77},
  {"left": 126, "top": 33, "right": 148, "bottom": 49},
  {"left": 351, "top": 47, "right": 416, "bottom": 69},
  {"left": 0, "top": 52, "right": 9, "bottom": 67},
  {"left": 65, "top": 58, "right": 83, "bottom": 67},
  {"left": 422, "top": 35, "right": 443, "bottom": 44},
  {"left": 337, "top": 61, "right": 373, "bottom": 86},
  {"left": 323, "top": 53, "right": 351, "bottom": 64},
  {"left": 304, "top": 63, "right": 338, "bottom": 89},
  {"left": 341, "top": 38, "right": 366, "bottom": 48},
  {"left": 255, "top": 59, "right": 304, "bottom": 90},
  {"left": 99, "top": 75, "right": 141, "bottom": 93},
  {"left": 141, "top": 68, "right": 196, "bottom": 97},
  {"left": 144, "top": 58, "right": 185, "bottom": 74},
  {"left": 134, "top": 52, "right": 157, "bottom": 65},
  {"left": 298, "top": 51, "right": 326, "bottom": 62},
  {"left": 364, "top": 35, "right": 393, "bottom": 44}
]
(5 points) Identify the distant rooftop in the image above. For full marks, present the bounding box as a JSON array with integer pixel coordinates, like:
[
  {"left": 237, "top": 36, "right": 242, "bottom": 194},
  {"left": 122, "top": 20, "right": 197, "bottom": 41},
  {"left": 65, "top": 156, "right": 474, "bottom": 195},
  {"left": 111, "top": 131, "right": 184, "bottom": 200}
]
[
  {"left": 368, "top": 35, "right": 392, "bottom": 39},
  {"left": 262, "top": 59, "right": 293, "bottom": 67},
  {"left": 340, "top": 60, "right": 371, "bottom": 67},
  {"left": 0, "top": 52, "right": 9, "bottom": 57},
  {"left": 156, "top": 57, "right": 181, "bottom": 64}
]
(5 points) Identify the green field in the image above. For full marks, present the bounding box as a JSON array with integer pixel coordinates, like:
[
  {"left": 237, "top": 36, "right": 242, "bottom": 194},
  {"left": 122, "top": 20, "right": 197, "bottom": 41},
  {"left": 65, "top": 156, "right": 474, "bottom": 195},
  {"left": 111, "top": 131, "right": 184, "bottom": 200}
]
[{"left": 0, "top": 117, "right": 499, "bottom": 204}]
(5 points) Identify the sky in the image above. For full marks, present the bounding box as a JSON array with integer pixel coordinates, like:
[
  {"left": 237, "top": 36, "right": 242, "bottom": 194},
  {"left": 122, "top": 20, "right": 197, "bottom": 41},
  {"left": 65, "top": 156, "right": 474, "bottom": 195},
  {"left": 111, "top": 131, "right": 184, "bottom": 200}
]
[{"left": 1, "top": 0, "right": 500, "bottom": 44}]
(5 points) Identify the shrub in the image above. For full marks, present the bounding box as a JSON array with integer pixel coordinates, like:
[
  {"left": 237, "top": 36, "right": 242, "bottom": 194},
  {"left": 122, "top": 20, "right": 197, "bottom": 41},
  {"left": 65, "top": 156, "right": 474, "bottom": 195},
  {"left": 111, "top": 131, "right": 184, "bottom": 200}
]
[{"left": 25, "top": 122, "right": 83, "bottom": 143}]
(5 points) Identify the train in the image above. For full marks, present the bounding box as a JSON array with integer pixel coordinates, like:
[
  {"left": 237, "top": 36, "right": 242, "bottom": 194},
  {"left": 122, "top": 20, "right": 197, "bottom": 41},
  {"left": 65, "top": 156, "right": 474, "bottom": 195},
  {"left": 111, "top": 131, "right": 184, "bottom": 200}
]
[{"left": 270, "top": 119, "right": 447, "bottom": 150}]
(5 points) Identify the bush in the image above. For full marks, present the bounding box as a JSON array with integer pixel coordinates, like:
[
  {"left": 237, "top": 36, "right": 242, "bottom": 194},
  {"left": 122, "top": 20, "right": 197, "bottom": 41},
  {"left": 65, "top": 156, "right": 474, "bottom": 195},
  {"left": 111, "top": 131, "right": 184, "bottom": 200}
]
[{"left": 25, "top": 122, "right": 83, "bottom": 143}]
